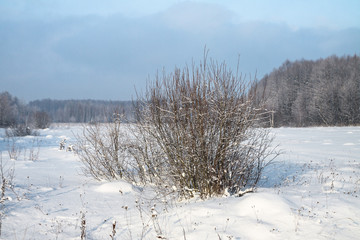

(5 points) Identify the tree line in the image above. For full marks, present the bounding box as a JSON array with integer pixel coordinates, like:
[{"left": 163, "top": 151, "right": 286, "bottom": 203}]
[
  {"left": 0, "top": 92, "right": 133, "bottom": 130},
  {"left": 0, "top": 92, "right": 34, "bottom": 128},
  {"left": 1, "top": 54, "right": 359, "bottom": 129},
  {"left": 254, "top": 54, "right": 360, "bottom": 127},
  {"left": 28, "top": 99, "right": 133, "bottom": 123}
]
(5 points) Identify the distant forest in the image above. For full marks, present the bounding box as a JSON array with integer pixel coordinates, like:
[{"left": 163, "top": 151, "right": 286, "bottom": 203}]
[
  {"left": 0, "top": 93, "right": 133, "bottom": 128},
  {"left": 255, "top": 54, "right": 359, "bottom": 127},
  {"left": 1, "top": 54, "right": 359, "bottom": 128},
  {"left": 29, "top": 99, "right": 133, "bottom": 123}
]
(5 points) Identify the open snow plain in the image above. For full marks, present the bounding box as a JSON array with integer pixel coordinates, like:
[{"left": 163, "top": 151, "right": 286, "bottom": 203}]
[{"left": 0, "top": 125, "right": 359, "bottom": 239}]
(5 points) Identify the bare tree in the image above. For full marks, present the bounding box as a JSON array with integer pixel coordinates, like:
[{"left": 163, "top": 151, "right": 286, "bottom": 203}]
[
  {"left": 31, "top": 111, "right": 51, "bottom": 129},
  {"left": 0, "top": 92, "right": 17, "bottom": 127}
]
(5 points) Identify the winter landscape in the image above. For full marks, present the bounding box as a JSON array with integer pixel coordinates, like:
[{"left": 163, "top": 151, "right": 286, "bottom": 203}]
[
  {"left": 1, "top": 1, "right": 359, "bottom": 240},
  {"left": 0, "top": 125, "right": 359, "bottom": 239}
]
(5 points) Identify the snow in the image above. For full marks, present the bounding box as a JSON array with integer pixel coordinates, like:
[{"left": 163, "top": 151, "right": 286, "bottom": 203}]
[
  {"left": 93, "top": 182, "right": 133, "bottom": 194},
  {"left": 0, "top": 125, "right": 359, "bottom": 239}
]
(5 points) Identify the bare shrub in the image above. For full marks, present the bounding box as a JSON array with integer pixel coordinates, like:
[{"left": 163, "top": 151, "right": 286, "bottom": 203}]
[
  {"left": 0, "top": 153, "right": 15, "bottom": 236},
  {"left": 24, "top": 138, "right": 41, "bottom": 161},
  {"left": 129, "top": 53, "right": 279, "bottom": 198},
  {"left": 5, "top": 136, "right": 22, "bottom": 161},
  {"left": 5, "top": 135, "right": 41, "bottom": 162},
  {"left": 5, "top": 124, "right": 38, "bottom": 137},
  {"left": 75, "top": 53, "right": 278, "bottom": 199},
  {"left": 80, "top": 212, "right": 86, "bottom": 240},
  {"left": 75, "top": 114, "right": 135, "bottom": 181}
]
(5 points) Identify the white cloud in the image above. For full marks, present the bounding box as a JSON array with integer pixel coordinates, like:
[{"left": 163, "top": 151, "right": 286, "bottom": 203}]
[{"left": 160, "top": 2, "right": 234, "bottom": 33}]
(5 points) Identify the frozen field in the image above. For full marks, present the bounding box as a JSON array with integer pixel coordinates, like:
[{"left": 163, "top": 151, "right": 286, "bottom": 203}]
[{"left": 0, "top": 125, "right": 359, "bottom": 239}]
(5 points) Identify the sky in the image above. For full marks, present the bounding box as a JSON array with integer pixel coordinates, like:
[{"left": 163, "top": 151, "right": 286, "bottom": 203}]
[{"left": 1, "top": 0, "right": 359, "bottom": 101}]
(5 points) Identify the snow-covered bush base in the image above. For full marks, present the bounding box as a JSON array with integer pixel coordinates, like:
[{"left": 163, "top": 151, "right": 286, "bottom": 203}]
[{"left": 0, "top": 126, "right": 359, "bottom": 239}]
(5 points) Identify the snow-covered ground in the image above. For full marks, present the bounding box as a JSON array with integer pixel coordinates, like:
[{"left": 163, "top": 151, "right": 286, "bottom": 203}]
[{"left": 0, "top": 125, "right": 359, "bottom": 239}]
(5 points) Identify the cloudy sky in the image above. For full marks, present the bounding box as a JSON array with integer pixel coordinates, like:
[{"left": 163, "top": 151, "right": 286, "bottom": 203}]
[{"left": 1, "top": 0, "right": 359, "bottom": 101}]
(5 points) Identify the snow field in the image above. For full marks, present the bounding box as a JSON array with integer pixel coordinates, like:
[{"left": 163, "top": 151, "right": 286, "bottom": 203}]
[{"left": 0, "top": 125, "right": 359, "bottom": 239}]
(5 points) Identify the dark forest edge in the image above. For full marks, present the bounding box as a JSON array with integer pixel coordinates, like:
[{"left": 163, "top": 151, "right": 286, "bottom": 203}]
[
  {"left": 1, "top": 54, "right": 359, "bottom": 130},
  {"left": 253, "top": 54, "right": 359, "bottom": 127}
]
